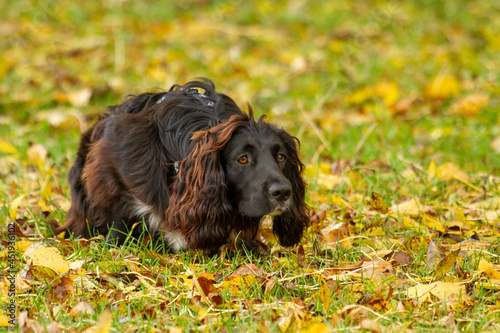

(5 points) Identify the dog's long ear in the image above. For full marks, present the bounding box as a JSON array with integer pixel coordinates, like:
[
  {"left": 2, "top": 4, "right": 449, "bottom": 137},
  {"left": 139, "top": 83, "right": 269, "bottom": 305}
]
[
  {"left": 273, "top": 133, "right": 309, "bottom": 247},
  {"left": 166, "top": 114, "right": 249, "bottom": 250}
]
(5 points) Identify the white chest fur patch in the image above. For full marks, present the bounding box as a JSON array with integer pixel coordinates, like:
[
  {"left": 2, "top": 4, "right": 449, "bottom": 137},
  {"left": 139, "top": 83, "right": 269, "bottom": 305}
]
[
  {"left": 133, "top": 200, "right": 162, "bottom": 232},
  {"left": 133, "top": 199, "right": 187, "bottom": 251},
  {"left": 162, "top": 229, "right": 188, "bottom": 252}
]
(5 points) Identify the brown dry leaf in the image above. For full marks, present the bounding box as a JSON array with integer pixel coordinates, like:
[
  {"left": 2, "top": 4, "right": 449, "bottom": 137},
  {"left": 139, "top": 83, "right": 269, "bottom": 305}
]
[
  {"left": 264, "top": 278, "right": 276, "bottom": 295},
  {"left": 51, "top": 276, "right": 75, "bottom": 302},
  {"left": 360, "top": 318, "right": 383, "bottom": 333},
  {"left": 46, "top": 321, "right": 61, "bottom": 333},
  {"left": 369, "top": 192, "right": 390, "bottom": 214},
  {"left": 324, "top": 258, "right": 365, "bottom": 275},
  {"left": 70, "top": 302, "right": 94, "bottom": 318},
  {"left": 426, "top": 239, "right": 442, "bottom": 271},
  {"left": 433, "top": 249, "right": 460, "bottom": 277},
  {"left": 194, "top": 275, "right": 223, "bottom": 306},
  {"left": 349, "top": 259, "right": 394, "bottom": 279},
  {"left": 477, "top": 259, "right": 500, "bottom": 280},
  {"left": 450, "top": 93, "right": 489, "bottom": 117},
  {"left": 392, "top": 252, "right": 414, "bottom": 266},
  {"left": 229, "top": 263, "right": 266, "bottom": 279},
  {"left": 297, "top": 245, "right": 306, "bottom": 268},
  {"left": 18, "top": 312, "right": 44, "bottom": 333},
  {"left": 321, "top": 224, "right": 352, "bottom": 249}
]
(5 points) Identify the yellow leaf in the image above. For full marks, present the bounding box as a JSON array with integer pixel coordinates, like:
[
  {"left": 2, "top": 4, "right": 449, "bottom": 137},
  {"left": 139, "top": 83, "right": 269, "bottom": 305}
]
[
  {"left": 40, "top": 178, "right": 52, "bottom": 201},
  {"left": 347, "top": 170, "right": 366, "bottom": 191},
  {"left": 391, "top": 198, "right": 427, "bottom": 217},
  {"left": 345, "top": 86, "right": 373, "bottom": 105},
  {"left": 301, "top": 322, "right": 331, "bottom": 333},
  {"left": 478, "top": 259, "right": 500, "bottom": 280},
  {"left": 369, "top": 192, "right": 390, "bottom": 214},
  {"left": 425, "top": 75, "right": 460, "bottom": 99},
  {"left": 23, "top": 245, "right": 70, "bottom": 274},
  {"left": 436, "top": 162, "right": 469, "bottom": 183},
  {"left": 428, "top": 160, "right": 437, "bottom": 179},
  {"left": 374, "top": 81, "right": 399, "bottom": 106},
  {"left": 0, "top": 140, "right": 19, "bottom": 156},
  {"left": 29, "top": 265, "right": 61, "bottom": 281},
  {"left": 433, "top": 249, "right": 460, "bottom": 277},
  {"left": 0, "top": 314, "right": 13, "bottom": 327},
  {"left": 9, "top": 194, "right": 26, "bottom": 220},
  {"left": 407, "top": 282, "right": 468, "bottom": 304},
  {"left": 316, "top": 174, "right": 342, "bottom": 189},
  {"left": 0, "top": 240, "right": 32, "bottom": 258},
  {"left": 421, "top": 215, "right": 446, "bottom": 233},
  {"left": 319, "top": 277, "right": 331, "bottom": 314}
]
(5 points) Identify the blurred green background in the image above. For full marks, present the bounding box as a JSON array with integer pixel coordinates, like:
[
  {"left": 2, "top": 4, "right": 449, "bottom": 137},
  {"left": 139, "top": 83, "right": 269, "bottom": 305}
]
[{"left": 1, "top": 0, "right": 499, "bottom": 176}]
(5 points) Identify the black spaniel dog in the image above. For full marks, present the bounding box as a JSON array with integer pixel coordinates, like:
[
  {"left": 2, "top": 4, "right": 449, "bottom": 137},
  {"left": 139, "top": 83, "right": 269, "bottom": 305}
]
[{"left": 52, "top": 79, "right": 309, "bottom": 253}]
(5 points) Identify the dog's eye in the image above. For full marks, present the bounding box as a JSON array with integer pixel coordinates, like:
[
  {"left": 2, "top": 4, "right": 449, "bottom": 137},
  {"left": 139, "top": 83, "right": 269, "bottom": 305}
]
[
  {"left": 278, "top": 154, "right": 286, "bottom": 163},
  {"left": 238, "top": 155, "right": 248, "bottom": 164}
]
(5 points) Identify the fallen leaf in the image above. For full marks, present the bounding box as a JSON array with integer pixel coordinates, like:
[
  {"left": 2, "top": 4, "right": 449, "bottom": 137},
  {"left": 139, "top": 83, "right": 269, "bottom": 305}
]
[
  {"left": 436, "top": 162, "right": 469, "bottom": 183},
  {"left": 433, "top": 249, "right": 460, "bottom": 277},
  {"left": 23, "top": 244, "right": 70, "bottom": 274},
  {"left": 0, "top": 140, "right": 19, "bottom": 156},
  {"left": 194, "top": 275, "right": 223, "bottom": 306},
  {"left": 450, "top": 93, "right": 489, "bottom": 117},
  {"left": 9, "top": 194, "right": 26, "bottom": 220},
  {"left": 407, "top": 282, "right": 469, "bottom": 308},
  {"left": 319, "top": 277, "right": 331, "bottom": 314},
  {"left": 84, "top": 309, "right": 112, "bottom": 333},
  {"left": 360, "top": 318, "right": 383, "bottom": 333},
  {"left": 369, "top": 192, "right": 390, "bottom": 214},
  {"left": 477, "top": 259, "right": 500, "bottom": 280},
  {"left": 391, "top": 198, "right": 427, "bottom": 217},
  {"left": 392, "top": 252, "right": 414, "bottom": 266},
  {"left": 425, "top": 75, "right": 460, "bottom": 99},
  {"left": 26, "top": 143, "right": 48, "bottom": 168},
  {"left": 70, "top": 302, "right": 95, "bottom": 318}
]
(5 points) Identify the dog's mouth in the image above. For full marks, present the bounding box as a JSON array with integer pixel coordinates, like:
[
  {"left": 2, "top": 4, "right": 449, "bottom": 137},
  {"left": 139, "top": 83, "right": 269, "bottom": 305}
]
[{"left": 265, "top": 202, "right": 291, "bottom": 216}]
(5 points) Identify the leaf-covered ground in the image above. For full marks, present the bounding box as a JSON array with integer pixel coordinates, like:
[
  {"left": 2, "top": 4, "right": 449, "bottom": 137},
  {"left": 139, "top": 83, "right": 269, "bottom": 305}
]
[{"left": 1, "top": 0, "right": 500, "bottom": 331}]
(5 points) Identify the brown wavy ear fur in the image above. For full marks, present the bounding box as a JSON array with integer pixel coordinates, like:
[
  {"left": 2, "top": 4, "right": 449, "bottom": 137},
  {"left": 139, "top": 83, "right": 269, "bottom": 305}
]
[
  {"left": 165, "top": 114, "right": 250, "bottom": 250},
  {"left": 272, "top": 132, "right": 309, "bottom": 247}
]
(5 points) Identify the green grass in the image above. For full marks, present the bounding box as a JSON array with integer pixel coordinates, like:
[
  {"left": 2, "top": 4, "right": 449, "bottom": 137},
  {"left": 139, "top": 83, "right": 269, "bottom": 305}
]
[{"left": 2, "top": 0, "right": 500, "bottom": 331}]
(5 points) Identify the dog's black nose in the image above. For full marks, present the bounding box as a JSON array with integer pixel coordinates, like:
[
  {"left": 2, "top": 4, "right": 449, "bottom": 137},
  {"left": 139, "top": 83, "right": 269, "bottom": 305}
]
[{"left": 269, "top": 183, "right": 292, "bottom": 202}]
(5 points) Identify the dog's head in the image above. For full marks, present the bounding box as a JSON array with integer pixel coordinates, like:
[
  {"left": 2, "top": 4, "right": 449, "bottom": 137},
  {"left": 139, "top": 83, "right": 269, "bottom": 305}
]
[{"left": 167, "top": 108, "right": 309, "bottom": 250}]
